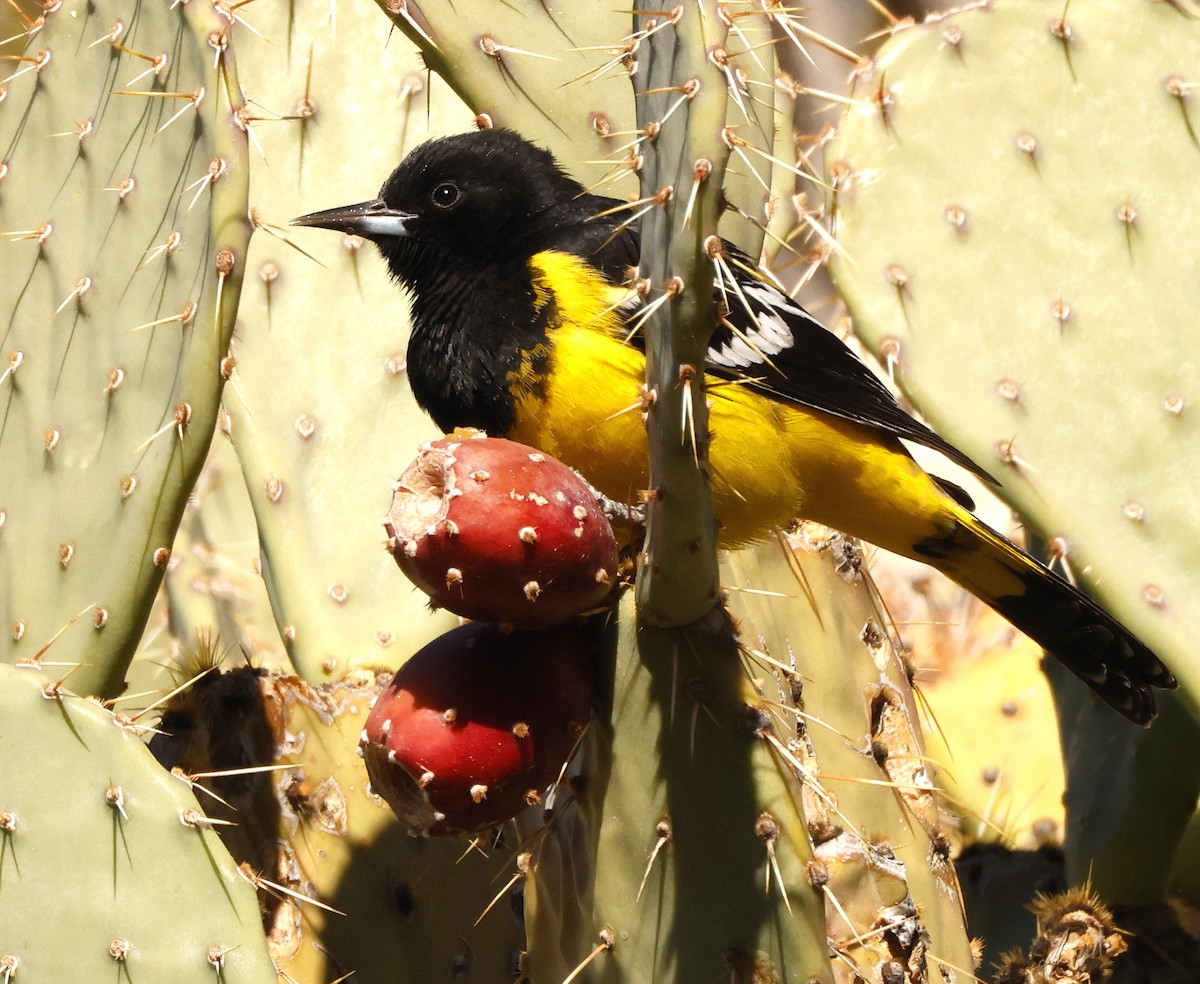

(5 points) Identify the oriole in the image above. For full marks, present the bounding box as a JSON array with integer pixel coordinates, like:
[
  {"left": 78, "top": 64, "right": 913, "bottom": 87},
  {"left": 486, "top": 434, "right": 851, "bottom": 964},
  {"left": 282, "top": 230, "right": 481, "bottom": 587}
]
[{"left": 294, "top": 128, "right": 1174, "bottom": 724}]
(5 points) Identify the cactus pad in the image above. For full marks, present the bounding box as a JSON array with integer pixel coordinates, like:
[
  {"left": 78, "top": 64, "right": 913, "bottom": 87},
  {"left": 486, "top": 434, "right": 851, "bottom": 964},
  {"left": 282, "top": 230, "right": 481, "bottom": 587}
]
[
  {"left": 827, "top": 0, "right": 1200, "bottom": 703},
  {"left": 0, "top": 0, "right": 250, "bottom": 697},
  {"left": 0, "top": 662, "right": 275, "bottom": 981}
]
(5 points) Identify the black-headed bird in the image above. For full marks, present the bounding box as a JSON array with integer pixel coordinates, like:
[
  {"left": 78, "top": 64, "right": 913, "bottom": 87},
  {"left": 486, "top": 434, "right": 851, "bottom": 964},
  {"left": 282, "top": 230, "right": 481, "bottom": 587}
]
[{"left": 293, "top": 128, "right": 1174, "bottom": 724}]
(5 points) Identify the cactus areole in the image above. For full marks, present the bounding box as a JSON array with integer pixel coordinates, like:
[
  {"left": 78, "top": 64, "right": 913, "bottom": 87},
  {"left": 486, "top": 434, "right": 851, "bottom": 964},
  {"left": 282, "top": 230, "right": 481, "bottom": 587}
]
[
  {"left": 361, "top": 622, "right": 594, "bottom": 836},
  {"left": 385, "top": 436, "right": 619, "bottom": 628}
]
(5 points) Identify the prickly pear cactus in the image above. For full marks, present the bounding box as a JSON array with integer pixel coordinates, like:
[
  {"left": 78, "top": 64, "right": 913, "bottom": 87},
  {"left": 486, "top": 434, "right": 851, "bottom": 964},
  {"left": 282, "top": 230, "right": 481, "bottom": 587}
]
[
  {"left": 0, "top": 662, "right": 276, "bottom": 982},
  {"left": 526, "top": 533, "right": 977, "bottom": 983},
  {"left": 827, "top": 0, "right": 1200, "bottom": 705},
  {"left": 921, "top": 625, "right": 1066, "bottom": 849},
  {"left": 372, "top": 0, "right": 637, "bottom": 194},
  {"left": 0, "top": 0, "right": 250, "bottom": 697},
  {"left": 826, "top": 0, "right": 1200, "bottom": 909},
  {"left": 223, "top": 0, "right": 461, "bottom": 682},
  {"left": 159, "top": 438, "right": 287, "bottom": 671},
  {"left": 724, "top": 531, "right": 977, "bottom": 982}
]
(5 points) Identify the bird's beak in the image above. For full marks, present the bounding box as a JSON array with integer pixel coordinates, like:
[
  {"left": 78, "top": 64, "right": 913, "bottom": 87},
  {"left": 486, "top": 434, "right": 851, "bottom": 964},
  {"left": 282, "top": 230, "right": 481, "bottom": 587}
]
[{"left": 291, "top": 199, "right": 413, "bottom": 239}]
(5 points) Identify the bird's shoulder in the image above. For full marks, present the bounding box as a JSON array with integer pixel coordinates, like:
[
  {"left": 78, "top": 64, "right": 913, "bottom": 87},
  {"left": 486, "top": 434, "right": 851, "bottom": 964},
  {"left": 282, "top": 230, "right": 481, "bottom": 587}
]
[{"left": 539, "top": 193, "right": 640, "bottom": 286}]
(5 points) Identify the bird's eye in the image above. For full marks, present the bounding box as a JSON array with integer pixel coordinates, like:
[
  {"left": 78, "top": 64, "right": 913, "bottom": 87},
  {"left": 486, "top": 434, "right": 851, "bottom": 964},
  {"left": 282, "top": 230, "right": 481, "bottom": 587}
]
[{"left": 430, "top": 182, "right": 461, "bottom": 210}]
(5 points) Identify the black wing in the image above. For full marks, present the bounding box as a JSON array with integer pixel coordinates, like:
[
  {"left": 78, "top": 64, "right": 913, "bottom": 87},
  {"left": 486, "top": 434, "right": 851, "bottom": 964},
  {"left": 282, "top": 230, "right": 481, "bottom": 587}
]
[{"left": 707, "top": 244, "right": 996, "bottom": 483}]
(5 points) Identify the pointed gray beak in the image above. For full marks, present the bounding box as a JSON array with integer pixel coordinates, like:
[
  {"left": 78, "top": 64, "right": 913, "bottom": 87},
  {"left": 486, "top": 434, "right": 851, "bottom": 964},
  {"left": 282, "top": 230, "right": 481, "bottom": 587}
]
[{"left": 291, "top": 199, "right": 414, "bottom": 238}]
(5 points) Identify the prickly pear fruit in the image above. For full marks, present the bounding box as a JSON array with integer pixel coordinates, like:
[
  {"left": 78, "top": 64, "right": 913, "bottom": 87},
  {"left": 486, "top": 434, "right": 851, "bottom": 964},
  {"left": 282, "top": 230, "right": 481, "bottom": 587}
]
[
  {"left": 385, "top": 437, "right": 619, "bottom": 628},
  {"left": 361, "top": 621, "right": 594, "bottom": 836}
]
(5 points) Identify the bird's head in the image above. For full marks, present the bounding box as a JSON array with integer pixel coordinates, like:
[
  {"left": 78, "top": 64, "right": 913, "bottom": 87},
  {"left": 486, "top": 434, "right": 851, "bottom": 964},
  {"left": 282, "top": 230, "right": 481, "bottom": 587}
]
[{"left": 292, "top": 129, "right": 583, "bottom": 286}]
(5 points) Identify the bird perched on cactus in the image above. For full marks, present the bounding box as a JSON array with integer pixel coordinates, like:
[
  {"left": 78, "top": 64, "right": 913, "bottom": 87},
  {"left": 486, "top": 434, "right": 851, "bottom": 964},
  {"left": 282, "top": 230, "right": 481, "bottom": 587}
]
[{"left": 293, "top": 128, "right": 1174, "bottom": 724}]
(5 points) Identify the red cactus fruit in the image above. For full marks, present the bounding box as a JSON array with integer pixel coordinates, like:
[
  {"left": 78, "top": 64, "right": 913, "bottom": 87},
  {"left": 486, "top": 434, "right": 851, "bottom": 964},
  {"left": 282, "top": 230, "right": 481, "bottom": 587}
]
[
  {"left": 384, "top": 436, "right": 620, "bottom": 628},
  {"left": 361, "top": 621, "right": 594, "bottom": 836}
]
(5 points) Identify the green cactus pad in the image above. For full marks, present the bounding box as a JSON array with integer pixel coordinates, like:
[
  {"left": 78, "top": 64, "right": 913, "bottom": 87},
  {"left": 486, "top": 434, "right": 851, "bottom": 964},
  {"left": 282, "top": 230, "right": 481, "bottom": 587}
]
[
  {"left": 0, "top": 661, "right": 275, "bottom": 981},
  {"left": 373, "top": 0, "right": 794, "bottom": 257},
  {"left": 525, "top": 592, "right": 834, "bottom": 984},
  {"left": 629, "top": 2, "right": 794, "bottom": 624},
  {"left": 159, "top": 438, "right": 288, "bottom": 673},
  {"left": 224, "top": 0, "right": 462, "bottom": 681},
  {"left": 0, "top": 0, "right": 250, "bottom": 697},
  {"left": 827, "top": 0, "right": 1200, "bottom": 706},
  {"left": 922, "top": 624, "right": 1066, "bottom": 850}
]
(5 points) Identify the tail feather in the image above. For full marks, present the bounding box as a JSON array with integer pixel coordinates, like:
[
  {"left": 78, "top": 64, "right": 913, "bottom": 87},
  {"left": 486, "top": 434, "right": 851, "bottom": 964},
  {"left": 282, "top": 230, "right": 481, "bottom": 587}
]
[{"left": 919, "top": 516, "right": 1176, "bottom": 726}]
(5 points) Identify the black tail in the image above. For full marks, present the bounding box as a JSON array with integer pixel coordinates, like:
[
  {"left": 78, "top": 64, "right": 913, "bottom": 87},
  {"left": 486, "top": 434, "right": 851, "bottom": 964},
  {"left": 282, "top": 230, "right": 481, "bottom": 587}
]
[{"left": 926, "top": 515, "right": 1176, "bottom": 726}]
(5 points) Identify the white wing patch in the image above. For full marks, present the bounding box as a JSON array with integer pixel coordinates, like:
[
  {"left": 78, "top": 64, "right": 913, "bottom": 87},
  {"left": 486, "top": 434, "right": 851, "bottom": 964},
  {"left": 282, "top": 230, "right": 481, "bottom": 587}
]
[{"left": 708, "top": 281, "right": 801, "bottom": 369}]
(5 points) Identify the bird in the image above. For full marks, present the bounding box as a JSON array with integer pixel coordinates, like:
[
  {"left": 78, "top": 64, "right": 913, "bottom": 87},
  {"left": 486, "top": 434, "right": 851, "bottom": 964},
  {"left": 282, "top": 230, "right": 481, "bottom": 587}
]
[{"left": 292, "top": 127, "right": 1175, "bottom": 724}]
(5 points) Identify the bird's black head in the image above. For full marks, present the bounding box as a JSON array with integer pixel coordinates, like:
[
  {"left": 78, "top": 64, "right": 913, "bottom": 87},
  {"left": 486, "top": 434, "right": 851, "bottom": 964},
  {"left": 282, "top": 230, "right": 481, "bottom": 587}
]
[{"left": 292, "top": 129, "right": 584, "bottom": 288}]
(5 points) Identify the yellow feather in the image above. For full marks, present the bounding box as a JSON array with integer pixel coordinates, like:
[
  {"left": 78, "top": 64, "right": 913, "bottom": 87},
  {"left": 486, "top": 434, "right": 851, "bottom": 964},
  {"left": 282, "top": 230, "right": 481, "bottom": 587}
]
[{"left": 514, "top": 250, "right": 963, "bottom": 550}]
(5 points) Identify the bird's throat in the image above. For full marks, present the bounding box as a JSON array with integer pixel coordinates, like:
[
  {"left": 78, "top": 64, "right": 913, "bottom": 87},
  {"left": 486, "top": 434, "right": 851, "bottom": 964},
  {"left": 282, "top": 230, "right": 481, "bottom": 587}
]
[{"left": 403, "top": 261, "right": 545, "bottom": 437}]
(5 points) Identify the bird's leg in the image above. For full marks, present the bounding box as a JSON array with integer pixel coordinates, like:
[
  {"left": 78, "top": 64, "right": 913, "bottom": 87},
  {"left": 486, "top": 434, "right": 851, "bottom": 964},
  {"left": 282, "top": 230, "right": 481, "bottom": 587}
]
[{"left": 585, "top": 481, "right": 646, "bottom": 532}]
